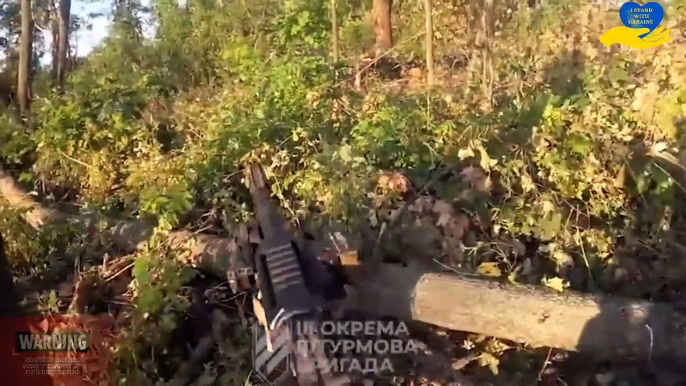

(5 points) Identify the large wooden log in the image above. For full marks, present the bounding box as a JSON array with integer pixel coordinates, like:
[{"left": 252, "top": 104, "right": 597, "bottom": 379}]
[
  {"left": 345, "top": 261, "right": 686, "bottom": 366},
  {"left": 0, "top": 168, "right": 252, "bottom": 275},
  {"left": 3, "top": 168, "right": 686, "bottom": 366}
]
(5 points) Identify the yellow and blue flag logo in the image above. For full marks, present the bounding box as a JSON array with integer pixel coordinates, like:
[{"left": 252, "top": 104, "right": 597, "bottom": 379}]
[{"left": 600, "top": 2, "right": 673, "bottom": 49}]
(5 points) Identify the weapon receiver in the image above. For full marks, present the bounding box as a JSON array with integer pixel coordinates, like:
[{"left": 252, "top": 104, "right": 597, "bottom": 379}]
[{"left": 247, "top": 163, "right": 318, "bottom": 330}]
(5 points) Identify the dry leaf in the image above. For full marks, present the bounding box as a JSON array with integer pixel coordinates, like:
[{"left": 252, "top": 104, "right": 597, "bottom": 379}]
[
  {"left": 477, "top": 146, "right": 498, "bottom": 171},
  {"left": 552, "top": 250, "right": 574, "bottom": 268},
  {"left": 521, "top": 172, "right": 536, "bottom": 193},
  {"left": 305, "top": 90, "right": 322, "bottom": 108},
  {"left": 377, "top": 172, "right": 411, "bottom": 194},
  {"left": 541, "top": 200, "right": 556, "bottom": 213},
  {"left": 458, "top": 147, "right": 475, "bottom": 160},
  {"left": 253, "top": 297, "right": 268, "bottom": 327},
  {"left": 478, "top": 352, "right": 500, "bottom": 375},
  {"left": 614, "top": 164, "right": 626, "bottom": 188},
  {"left": 507, "top": 271, "right": 518, "bottom": 285},
  {"left": 461, "top": 166, "right": 491, "bottom": 192},
  {"left": 407, "top": 68, "right": 423, "bottom": 78},
  {"left": 477, "top": 262, "right": 502, "bottom": 278},
  {"left": 542, "top": 277, "right": 569, "bottom": 292},
  {"left": 432, "top": 199, "right": 454, "bottom": 227},
  {"left": 446, "top": 214, "right": 470, "bottom": 240}
]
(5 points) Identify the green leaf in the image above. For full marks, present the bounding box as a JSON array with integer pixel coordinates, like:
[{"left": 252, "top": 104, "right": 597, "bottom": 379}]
[
  {"left": 133, "top": 258, "right": 151, "bottom": 284},
  {"left": 566, "top": 134, "right": 591, "bottom": 156},
  {"left": 180, "top": 267, "right": 199, "bottom": 283},
  {"left": 138, "top": 286, "right": 163, "bottom": 314},
  {"left": 338, "top": 145, "right": 352, "bottom": 163},
  {"left": 650, "top": 167, "right": 671, "bottom": 189},
  {"left": 609, "top": 66, "right": 630, "bottom": 83},
  {"left": 18, "top": 172, "right": 34, "bottom": 183},
  {"left": 635, "top": 175, "right": 649, "bottom": 194},
  {"left": 538, "top": 212, "right": 562, "bottom": 240}
]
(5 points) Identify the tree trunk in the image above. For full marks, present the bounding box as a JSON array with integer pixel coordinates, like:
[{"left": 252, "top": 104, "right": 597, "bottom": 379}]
[
  {"left": 51, "top": 29, "right": 59, "bottom": 81},
  {"left": 347, "top": 262, "right": 686, "bottom": 368},
  {"left": 372, "top": 0, "right": 393, "bottom": 56},
  {"left": 424, "top": 0, "right": 434, "bottom": 85},
  {"left": 47, "top": 0, "right": 59, "bottom": 81},
  {"left": 17, "top": 0, "right": 33, "bottom": 117},
  {"left": 57, "top": 0, "right": 71, "bottom": 89},
  {"left": 331, "top": 0, "right": 339, "bottom": 63}
]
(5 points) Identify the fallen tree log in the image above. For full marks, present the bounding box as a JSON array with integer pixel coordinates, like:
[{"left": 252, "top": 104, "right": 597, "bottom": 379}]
[
  {"left": 0, "top": 168, "right": 253, "bottom": 275},
  {"left": 3, "top": 168, "right": 686, "bottom": 366},
  {"left": 345, "top": 261, "right": 686, "bottom": 367}
]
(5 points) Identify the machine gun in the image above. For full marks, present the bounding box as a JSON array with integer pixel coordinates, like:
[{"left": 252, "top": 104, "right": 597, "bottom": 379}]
[
  {"left": 0, "top": 165, "right": 357, "bottom": 384},
  {"left": 246, "top": 163, "right": 352, "bottom": 385}
]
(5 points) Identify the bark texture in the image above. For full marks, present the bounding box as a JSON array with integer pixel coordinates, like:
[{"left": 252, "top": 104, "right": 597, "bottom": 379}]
[
  {"left": 424, "top": 0, "right": 434, "bottom": 85},
  {"left": 0, "top": 168, "right": 252, "bottom": 276},
  {"left": 57, "top": 0, "right": 71, "bottom": 88},
  {"left": 346, "top": 262, "right": 686, "bottom": 366},
  {"left": 372, "top": 0, "right": 393, "bottom": 55},
  {"left": 331, "top": 0, "right": 339, "bottom": 63},
  {"left": 48, "top": 0, "right": 59, "bottom": 81},
  {"left": 18, "top": 0, "right": 33, "bottom": 116}
]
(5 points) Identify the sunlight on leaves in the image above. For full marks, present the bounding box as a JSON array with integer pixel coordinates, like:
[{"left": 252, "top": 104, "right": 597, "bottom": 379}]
[
  {"left": 542, "top": 276, "right": 569, "bottom": 292},
  {"left": 477, "top": 262, "right": 502, "bottom": 278}
]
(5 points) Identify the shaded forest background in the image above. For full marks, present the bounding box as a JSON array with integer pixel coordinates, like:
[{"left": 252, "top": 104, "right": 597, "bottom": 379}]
[{"left": 1, "top": 0, "right": 686, "bottom": 384}]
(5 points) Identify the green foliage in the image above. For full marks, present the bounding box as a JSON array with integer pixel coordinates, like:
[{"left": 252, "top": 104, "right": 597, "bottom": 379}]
[
  {"left": 0, "top": 203, "right": 74, "bottom": 272},
  {"left": 272, "top": 0, "right": 331, "bottom": 53},
  {"left": 113, "top": 240, "right": 199, "bottom": 384},
  {"left": 0, "top": 113, "right": 32, "bottom": 165},
  {"left": 140, "top": 183, "right": 192, "bottom": 230},
  {"left": 37, "top": 290, "right": 59, "bottom": 314},
  {"left": 131, "top": 247, "right": 196, "bottom": 317}
]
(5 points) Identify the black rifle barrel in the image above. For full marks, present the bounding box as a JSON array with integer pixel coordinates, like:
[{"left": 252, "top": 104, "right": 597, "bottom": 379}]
[{"left": 248, "top": 164, "right": 316, "bottom": 330}]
